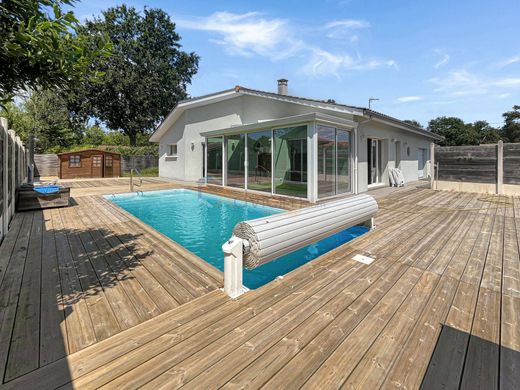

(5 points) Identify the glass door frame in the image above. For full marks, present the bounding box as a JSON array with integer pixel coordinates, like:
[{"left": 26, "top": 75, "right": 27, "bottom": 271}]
[
  {"left": 316, "top": 124, "right": 354, "bottom": 200},
  {"left": 367, "top": 137, "right": 384, "bottom": 187}
]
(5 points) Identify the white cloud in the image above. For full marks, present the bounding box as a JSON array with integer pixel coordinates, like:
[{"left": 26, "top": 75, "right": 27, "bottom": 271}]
[
  {"left": 178, "top": 11, "right": 396, "bottom": 78},
  {"left": 302, "top": 48, "right": 398, "bottom": 78},
  {"left": 429, "top": 69, "right": 520, "bottom": 97},
  {"left": 396, "top": 96, "right": 423, "bottom": 103},
  {"left": 325, "top": 19, "right": 370, "bottom": 29},
  {"left": 490, "top": 77, "right": 520, "bottom": 88},
  {"left": 433, "top": 49, "right": 450, "bottom": 69},
  {"left": 176, "top": 12, "right": 302, "bottom": 58},
  {"left": 499, "top": 55, "right": 520, "bottom": 67},
  {"left": 325, "top": 19, "right": 370, "bottom": 40}
]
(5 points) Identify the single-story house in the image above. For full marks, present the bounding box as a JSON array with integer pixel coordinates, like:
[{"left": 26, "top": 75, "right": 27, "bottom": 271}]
[
  {"left": 150, "top": 80, "right": 442, "bottom": 202},
  {"left": 58, "top": 149, "right": 121, "bottom": 179}
]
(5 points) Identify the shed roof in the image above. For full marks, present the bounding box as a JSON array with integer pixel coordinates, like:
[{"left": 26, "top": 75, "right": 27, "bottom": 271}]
[{"left": 57, "top": 149, "right": 121, "bottom": 156}]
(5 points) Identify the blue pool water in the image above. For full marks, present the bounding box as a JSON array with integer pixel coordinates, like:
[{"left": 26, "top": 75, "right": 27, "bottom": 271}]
[{"left": 106, "top": 189, "right": 368, "bottom": 289}]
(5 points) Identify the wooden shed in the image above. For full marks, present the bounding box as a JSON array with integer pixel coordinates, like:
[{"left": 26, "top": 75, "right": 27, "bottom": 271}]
[{"left": 58, "top": 149, "right": 121, "bottom": 179}]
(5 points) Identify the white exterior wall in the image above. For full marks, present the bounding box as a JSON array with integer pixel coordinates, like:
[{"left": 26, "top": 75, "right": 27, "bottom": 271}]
[{"left": 357, "top": 120, "right": 431, "bottom": 193}]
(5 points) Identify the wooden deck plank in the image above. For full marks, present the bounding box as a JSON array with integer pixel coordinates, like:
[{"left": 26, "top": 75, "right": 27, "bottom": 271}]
[
  {"left": 71, "top": 205, "right": 162, "bottom": 322},
  {"left": 4, "top": 211, "right": 43, "bottom": 380},
  {"left": 59, "top": 207, "right": 124, "bottom": 338},
  {"left": 281, "top": 267, "right": 424, "bottom": 390},
  {"left": 0, "top": 213, "right": 33, "bottom": 382},
  {"left": 51, "top": 208, "right": 97, "bottom": 354},
  {"left": 39, "top": 209, "right": 69, "bottom": 365},
  {"left": 207, "top": 260, "right": 408, "bottom": 390}
]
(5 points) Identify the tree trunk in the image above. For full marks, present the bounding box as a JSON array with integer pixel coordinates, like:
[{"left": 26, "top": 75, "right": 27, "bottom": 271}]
[{"left": 129, "top": 131, "right": 137, "bottom": 146}]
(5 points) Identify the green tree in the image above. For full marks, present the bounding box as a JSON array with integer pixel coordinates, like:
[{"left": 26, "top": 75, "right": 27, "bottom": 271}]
[
  {"left": 502, "top": 105, "right": 520, "bottom": 143},
  {"left": 0, "top": 0, "right": 111, "bottom": 103},
  {"left": 427, "top": 116, "right": 468, "bottom": 146},
  {"left": 1, "top": 89, "right": 84, "bottom": 151},
  {"left": 75, "top": 5, "right": 199, "bottom": 145},
  {"left": 467, "top": 120, "right": 501, "bottom": 144},
  {"left": 83, "top": 124, "right": 105, "bottom": 145}
]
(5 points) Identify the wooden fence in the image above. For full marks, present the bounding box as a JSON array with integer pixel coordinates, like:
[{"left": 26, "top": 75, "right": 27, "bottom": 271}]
[
  {"left": 433, "top": 141, "right": 520, "bottom": 194},
  {"left": 0, "top": 117, "right": 29, "bottom": 243}
]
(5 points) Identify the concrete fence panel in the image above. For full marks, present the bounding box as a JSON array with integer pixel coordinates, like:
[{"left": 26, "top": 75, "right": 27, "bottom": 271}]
[
  {"left": 34, "top": 154, "right": 59, "bottom": 178},
  {"left": 121, "top": 155, "right": 158, "bottom": 173}
]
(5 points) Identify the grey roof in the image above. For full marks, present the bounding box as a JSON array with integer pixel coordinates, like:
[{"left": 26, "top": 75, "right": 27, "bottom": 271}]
[{"left": 152, "top": 85, "right": 443, "bottom": 142}]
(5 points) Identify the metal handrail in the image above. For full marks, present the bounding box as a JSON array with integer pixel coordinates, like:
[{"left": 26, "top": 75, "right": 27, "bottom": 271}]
[{"left": 129, "top": 168, "right": 143, "bottom": 192}]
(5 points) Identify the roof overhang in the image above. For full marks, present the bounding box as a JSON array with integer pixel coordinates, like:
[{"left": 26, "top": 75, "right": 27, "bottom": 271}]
[
  {"left": 150, "top": 85, "right": 442, "bottom": 143},
  {"left": 363, "top": 109, "right": 443, "bottom": 141},
  {"left": 200, "top": 112, "right": 357, "bottom": 137}
]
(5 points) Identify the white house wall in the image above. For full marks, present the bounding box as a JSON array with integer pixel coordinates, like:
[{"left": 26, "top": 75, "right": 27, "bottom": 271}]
[
  {"left": 357, "top": 120, "right": 431, "bottom": 192},
  {"left": 158, "top": 94, "right": 356, "bottom": 182}
]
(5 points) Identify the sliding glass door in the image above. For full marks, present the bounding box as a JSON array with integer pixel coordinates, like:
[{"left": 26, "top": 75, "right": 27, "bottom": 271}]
[
  {"left": 273, "top": 126, "right": 307, "bottom": 198},
  {"left": 318, "top": 126, "right": 336, "bottom": 198},
  {"left": 225, "top": 134, "right": 245, "bottom": 188},
  {"left": 317, "top": 126, "right": 352, "bottom": 198},
  {"left": 337, "top": 130, "right": 351, "bottom": 194},
  {"left": 206, "top": 124, "right": 310, "bottom": 199},
  {"left": 206, "top": 137, "right": 223, "bottom": 184},
  {"left": 247, "top": 130, "right": 272, "bottom": 193},
  {"left": 367, "top": 138, "right": 383, "bottom": 185}
]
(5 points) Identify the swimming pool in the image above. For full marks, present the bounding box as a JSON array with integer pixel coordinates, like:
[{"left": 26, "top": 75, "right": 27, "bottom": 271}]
[{"left": 106, "top": 189, "right": 368, "bottom": 289}]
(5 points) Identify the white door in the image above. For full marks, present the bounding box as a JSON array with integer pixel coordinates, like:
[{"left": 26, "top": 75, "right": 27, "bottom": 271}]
[{"left": 418, "top": 148, "right": 427, "bottom": 178}]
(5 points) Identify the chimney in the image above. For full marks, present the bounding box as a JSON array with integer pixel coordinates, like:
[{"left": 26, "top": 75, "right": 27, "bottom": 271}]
[{"left": 277, "top": 79, "right": 288, "bottom": 95}]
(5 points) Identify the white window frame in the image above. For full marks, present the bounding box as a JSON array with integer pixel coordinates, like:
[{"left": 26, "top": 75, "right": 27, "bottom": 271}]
[{"left": 168, "top": 144, "right": 178, "bottom": 157}]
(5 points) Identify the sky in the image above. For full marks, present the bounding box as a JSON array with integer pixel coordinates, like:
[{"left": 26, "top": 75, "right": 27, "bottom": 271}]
[{"left": 72, "top": 0, "right": 520, "bottom": 127}]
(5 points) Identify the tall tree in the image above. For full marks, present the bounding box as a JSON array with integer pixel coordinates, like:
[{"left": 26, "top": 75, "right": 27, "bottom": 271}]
[
  {"left": 502, "top": 105, "right": 520, "bottom": 143},
  {"left": 0, "top": 0, "right": 111, "bottom": 103},
  {"left": 427, "top": 116, "right": 468, "bottom": 146},
  {"left": 466, "top": 120, "right": 501, "bottom": 144},
  {"left": 77, "top": 5, "right": 199, "bottom": 145},
  {"left": 1, "top": 89, "right": 85, "bottom": 151}
]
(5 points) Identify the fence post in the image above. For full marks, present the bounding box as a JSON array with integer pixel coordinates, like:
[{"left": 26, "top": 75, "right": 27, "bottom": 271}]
[
  {"left": 497, "top": 140, "right": 503, "bottom": 195},
  {"left": 8, "top": 130, "right": 16, "bottom": 219},
  {"left": 0, "top": 118, "right": 7, "bottom": 240},
  {"left": 430, "top": 142, "right": 435, "bottom": 190}
]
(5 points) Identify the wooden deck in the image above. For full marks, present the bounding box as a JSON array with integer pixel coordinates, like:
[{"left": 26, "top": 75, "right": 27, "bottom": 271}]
[{"left": 1, "top": 182, "right": 519, "bottom": 389}]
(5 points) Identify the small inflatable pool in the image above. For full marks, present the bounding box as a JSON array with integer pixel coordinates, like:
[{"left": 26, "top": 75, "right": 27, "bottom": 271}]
[{"left": 34, "top": 185, "right": 61, "bottom": 194}]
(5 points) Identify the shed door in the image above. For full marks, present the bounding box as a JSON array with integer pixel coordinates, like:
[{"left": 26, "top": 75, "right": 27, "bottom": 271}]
[
  {"left": 104, "top": 154, "right": 114, "bottom": 177},
  {"left": 91, "top": 155, "right": 103, "bottom": 178}
]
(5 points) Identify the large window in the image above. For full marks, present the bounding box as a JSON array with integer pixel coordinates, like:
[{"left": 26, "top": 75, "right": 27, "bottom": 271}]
[
  {"left": 225, "top": 134, "right": 245, "bottom": 188},
  {"left": 318, "top": 126, "right": 336, "bottom": 197},
  {"left": 247, "top": 130, "right": 272, "bottom": 193},
  {"left": 207, "top": 137, "right": 223, "bottom": 184},
  {"left": 336, "top": 130, "right": 351, "bottom": 194},
  {"left": 317, "top": 126, "right": 351, "bottom": 198},
  {"left": 273, "top": 125, "right": 307, "bottom": 198}
]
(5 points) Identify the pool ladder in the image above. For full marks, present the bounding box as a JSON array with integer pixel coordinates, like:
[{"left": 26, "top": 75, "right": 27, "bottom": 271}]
[{"left": 129, "top": 168, "right": 143, "bottom": 193}]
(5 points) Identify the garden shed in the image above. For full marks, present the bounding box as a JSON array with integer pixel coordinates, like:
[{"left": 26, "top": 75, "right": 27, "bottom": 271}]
[{"left": 58, "top": 149, "right": 121, "bottom": 179}]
